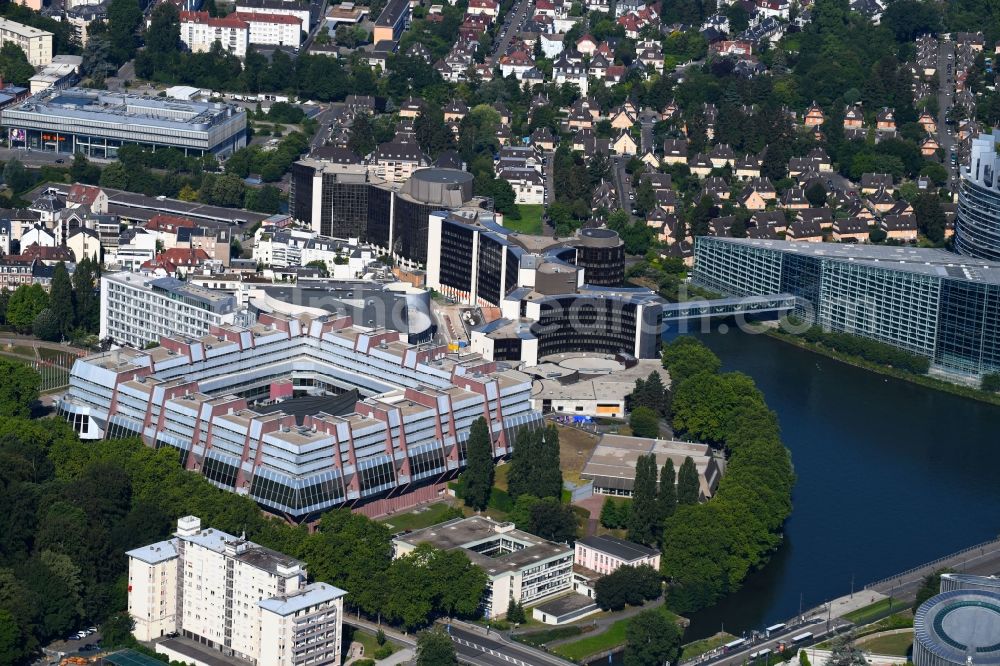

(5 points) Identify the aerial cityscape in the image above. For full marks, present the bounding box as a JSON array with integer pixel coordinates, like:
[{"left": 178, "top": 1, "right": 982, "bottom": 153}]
[{"left": 0, "top": 0, "right": 999, "bottom": 664}]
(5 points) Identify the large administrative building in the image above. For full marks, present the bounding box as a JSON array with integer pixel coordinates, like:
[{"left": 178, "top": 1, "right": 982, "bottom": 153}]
[
  {"left": 60, "top": 311, "right": 541, "bottom": 520},
  {"left": 914, "top": 577, "right": 1000, "bottom": 666},
  {"left": 289, "top": 161, "right": 482, "bottom": 268},
  {"left": 693, "top": 237, "right": 1000, "bottom": 378},
  {"left": 956, "top": 131, "right": 1000, "bottom": 261},
  {"left": 1, "top": 88, "right": 247, "bottom": 158}
]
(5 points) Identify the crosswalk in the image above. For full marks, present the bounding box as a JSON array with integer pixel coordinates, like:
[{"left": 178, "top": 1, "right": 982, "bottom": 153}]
[{"left": 451, "top": 635, "right": 531, "bottom": 666}]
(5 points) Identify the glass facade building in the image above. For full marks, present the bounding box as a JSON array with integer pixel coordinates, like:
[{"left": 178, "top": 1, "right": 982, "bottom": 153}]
[
  {"left": 956, "top": 131, "right": 1000, "bottom": 261},
  {"left": 693, "top": 237, "right": 1000, "bottom": 377}
]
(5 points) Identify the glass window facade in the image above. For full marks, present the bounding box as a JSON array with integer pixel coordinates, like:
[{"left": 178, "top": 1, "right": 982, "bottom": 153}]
[{"left": 693, "top": 236, "right": 1000, "bottom": 377}]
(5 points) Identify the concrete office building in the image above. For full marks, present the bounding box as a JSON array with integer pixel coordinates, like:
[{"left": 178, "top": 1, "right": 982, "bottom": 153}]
[
  {"left": 0, "top": 18, "right": 52, "bottom": 67},
  {"left": 179, "top": 11, "right": 251, "bottom": 57},
  {"left": 693, "top": 236, "right": 1000, "bottom": 378},
  {"left": 581, "top": 435, "right": 722, "bottom": 499},
  {"left": 393, "top": 517, "right": 573, "bottom": 618},
  {"left": 289, "top": 161, "right": 481, "bottom": 268},
  {"left": 127, "top": 515, "right": 346, "bottom": 666},
  {"left": 100, "top": 272, "right": 239, "bottom": 348},
  {"left": 60, "top": 311, "right": 540, "bottom": 519},
  {"left": 234, "top": 0, "right": 311, "bottom": 32},
  {"left": 2, "top": 88, "right": 247, "bottom": 159},
  {"left": 913, "top": 584, "right": 1000, "bottom": 666}
]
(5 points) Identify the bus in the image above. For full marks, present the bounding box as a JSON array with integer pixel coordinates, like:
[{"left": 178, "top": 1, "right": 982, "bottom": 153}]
[
  {"left": 765, "top": 624, "right": 786, "bottom": 638},
  {"left": 791, "top": 632, "right": 814, "bottom": 644},
  {"left": 750, "top": 649, "right": 773, "bottom": 660},
  {"left": 724, "top": 639, "right": 747, "bottom": 652}
]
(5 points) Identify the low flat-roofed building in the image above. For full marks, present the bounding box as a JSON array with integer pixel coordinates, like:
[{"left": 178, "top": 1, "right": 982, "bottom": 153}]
[
  {"left": 393, "top": 516, "right": 574, "bottom": 618},
  {"left": 581, "top": 434, "right": 722, "bottom": 500},
  {"left": 574, "top": 534, "right": 660, "bottom": 575},
  {"left": 29, "top": 56, "right": 82, "bottom": 94},
  {"left": 526, "top": 355, "right": 668, "bottom": 419},
  {"left": 2, "top": 88, "right": 247, "bottom": 159}
]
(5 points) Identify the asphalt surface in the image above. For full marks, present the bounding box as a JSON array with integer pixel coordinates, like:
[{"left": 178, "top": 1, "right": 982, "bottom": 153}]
[
  {"left": 448, "top": 623, "right": 574, "bottom": 666},
  {"left": 613, "top": 155, "right": 635, "bottom": 218},
  {"left": 936, "top": 39, "right": 959, "bottom": 191},
  {"left": 0, "top": 147, "right": 72, "bottom": 168},
  {"left": 491, "top": 0, "right": 535, "bottom": 66}
]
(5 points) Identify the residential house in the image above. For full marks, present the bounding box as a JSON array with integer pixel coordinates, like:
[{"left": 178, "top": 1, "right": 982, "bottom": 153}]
[
  {"left": 609, "top": 106, "right": 636, "bottom": 130},
  {"left": 739, "top": 186, "right": 768, "bottom": 211},
  {"left": 880, "top": 213, "right": 918, "bottom": 241},
  {"left": 797, "top": 207, "right": 833, "bottom": 230},
  {"left": 662, "top": 139, "right": 688, "bottom": 164},
  {"left": 875, "top": 107, "right": 896, "bottom": 140},
  {"left": 920, "top": 136, "right": 941, "bottom": 157},
  {"left": 370, "top": 136, "right": 430, "bottom": 183},
  {"left": 702, "top": 176, "right": 730, "bottom": 202},
  {"left": 443, "top": 99, "right": 469, "bottom": 123},
  {"left": 843, "top": 104, "right": 866, "bottom": 140},
  {"left": 918, "top": 110, "right": 937, "bottom": 135},
  {"left": 860, "top": 173, "right": 893, "bottom": 194},
  {"left": 708, "top": 143, "right": 735, "bottom": 168},
  {"left": 67, "top": 227, "right": 102, "bottom": 263},
  {"left": 786, "top": 217, "right": 823, "bottom": 241},
  {"left": 781, "top": 187, "right": 809, "bottom": 209},
  {"left": 750, "top": 210, "right": 787, "bottom": 233},
  {"left": 613, "top": 131, "right": 638, "bottom": 156},
  {"left": 66, "top": 183, "right": 108, "bottom": 214},
  {"left": 832, "top": 216, "right": 870, "bottom": 242},
  {"left": 688, "top": 153, "right": 714, "bottom": 177},
  {"left": 803, "top": 102, "right": 825, "bottom": 127},
  {"left": 734, "top": 154, "right": 761, "bottom": 179},
  {"left": 866, "top": 186, "right": 896, "bottom": 213}
]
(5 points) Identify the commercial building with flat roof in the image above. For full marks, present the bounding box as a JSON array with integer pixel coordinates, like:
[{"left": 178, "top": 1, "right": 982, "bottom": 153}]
[
  {"left": 0, "top": 17, "right": 52, "bottom": 66},
  {"left": 127, "top": 515, "right": 346, "bottom": 665},
  {"left": 393, "top": 517, "right": 574, "bottom": 618},
  {"left": 2, "top": 88, "right": 247, "bottom": 159},
  {"left": 581, "top": 434, "right": 722, "bottom": 499},
  {"left": 60, "top": 311, "right": 541, "bottom": 519},
  {"left": 100, "top": 272, "right": 239, "bottom": 348},
  {"left": 694, "top": 236, "right": 1000, "bottom": 377}
]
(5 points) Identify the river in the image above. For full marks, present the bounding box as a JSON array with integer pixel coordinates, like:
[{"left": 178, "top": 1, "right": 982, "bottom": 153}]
[{"left": 673, "top": 329, "right": 1000, "bottom": 641}]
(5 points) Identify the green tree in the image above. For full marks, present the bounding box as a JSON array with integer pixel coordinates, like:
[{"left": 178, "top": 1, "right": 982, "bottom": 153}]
[
  {"left": 800, "top": 650, "right": 812, "bottom": 666},
  {"left": 32, "top": 308, "right": 61, "bottom": 342},
  {"left": 634, "top": 178, "right": 656, "bottom": 216},
  {"left": 462, "top": 417, "right": 494, "bottom": 511},
  {"left": 913, "top": 193, "right": 946, "bottom": 244},
  {"left": 805, "top": 182, "right": 828, "bottom": 207},
  {"left": 825, "top": 633, "right": 868, "bottom": 666},
  {"left": 624, "top": 609, "right": 682, "bottom": 666},
  {"left": 600, "top": 496, "right": 630, "bottom": 529},
  {"left": 676, "top": 456, "right": 700, "bottom": 505},
  {"left": 6, "top": 284, "right": 48, "bottom": 333},
  {"left": 627, "top": 453, "right": 659, "bottom": 545},
  {"left": 506, "top": 598, "right": 526, "bottom": 624},
  {"left": 49, "top": 262, "right": 74, "bottom": 339},
  {"left": 348, "top": 113, "right": 377, "bottom": 158},
  {"left": 417, "top": 628, "right": 458, "bottom": 665},
  {"left": 0, "top": 44, "right": 36, "bottom": 87},
  {"left": 2, "top": 158, "right": 32, "bottom": 193},
  {"left": 982, "top": 373, "right": 1000, "bottom": 393},
  {"left": 144, "top": 3, "right": 180, "bottom": 55},
  {"left": 913, "top": 570, "right": 951, "bottom": 611},
  {"left": 657, "top": 458, "right": 677, "bottom": 523},
  {"left": 73, "top": 257, "right": 100, "bottom": 333},
  {"left": 595, "top": 565, "right": 662, "bottom": 611},
  {"left": 100, "top": 613, "right": 136, "bottom": 648},
  {"left": 0, "top": 609, "right": 26, "bottom": 665},
  {"left": 629, "top": 406, "right": 660, "bottom": 438},
  {"left": 662, "top": 336, "right": 722, "bottom": 383},
  {"left": 99, "top": 161, "right": 130, "bottom": 189},
  {"left": 527, "top": 498, "right": 578, "bottom": 542},
  {"left": 106, "top": 0, "right": 143, "bottom": 64},
  {"left": 69, "top": 153, "right": 101, "bottom": 185}
]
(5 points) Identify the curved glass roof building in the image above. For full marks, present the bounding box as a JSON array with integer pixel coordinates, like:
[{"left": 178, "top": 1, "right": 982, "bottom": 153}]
[
  {"left": 956, "top": 131, "right": 1000, "bottom": 261},
  {"left": 914, "top": 589, "right": 1000, "bottom": 666}
]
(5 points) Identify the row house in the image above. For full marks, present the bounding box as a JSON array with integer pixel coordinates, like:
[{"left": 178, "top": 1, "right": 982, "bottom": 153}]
[{"left": 832, "top": 216, "right": 870, "bottom": 242}]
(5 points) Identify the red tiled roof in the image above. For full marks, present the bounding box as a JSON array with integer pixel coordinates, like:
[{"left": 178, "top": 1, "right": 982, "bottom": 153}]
[
  {"left": 145, "top": 214, "right": 196, "bottom": 232},
  {"left": 179, "top": 10, "right": 248, "bottom": 29},
  {"left": 231, "top": 11, "right": 301, "bottom": 24},
  {"left": 67, "top": 184, "right": 103, "bottom": 206}
]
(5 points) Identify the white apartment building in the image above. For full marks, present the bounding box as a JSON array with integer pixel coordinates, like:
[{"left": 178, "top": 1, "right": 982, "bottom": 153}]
[
  {"left": 127, "top": 516, "right": 346, "bottom": 666},
  {"left": 393, "top": 517, "right": 573, "bottom": 619},
  {"left": 235, "top": 0, "right": 311, "bottom": 33},
  {"left": 179, "top": 11, "right": 249, "bottom": 58},
  {"left": 100, "top": 272, "right": 238, "bottom": 347},
  {"left": 232, "top": 11, "right": 302, "bottom": 48},
  {"left": 0, "top": 18, "right": 53, "bottom": 67},
  {"left": 573, "top": 535, "right": 660, "bottom": 576},
  {"left": 253, "top": 226, "right": 377, "bottom": 279}
]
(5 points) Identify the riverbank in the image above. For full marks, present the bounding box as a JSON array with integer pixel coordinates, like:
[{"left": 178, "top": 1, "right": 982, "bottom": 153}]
[{"left": 765, "top": 329, "right": 1000, "bottom": 408}]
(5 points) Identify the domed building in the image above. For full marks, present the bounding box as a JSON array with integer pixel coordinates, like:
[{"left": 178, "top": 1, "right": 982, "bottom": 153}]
[{"left": 913, "top": 588, "right": 1000, "bottom": 666}]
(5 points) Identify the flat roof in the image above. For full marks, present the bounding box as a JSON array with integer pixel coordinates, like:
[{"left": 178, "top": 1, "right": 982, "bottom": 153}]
[
  {"left": 126, "top": 539, "right": 178, "bottom": 565},
  {"left": 699, "top": 237, "right": 1000, "bottom": 284},
  {"left": 258, "top": 582, "right": 347, "bottom": 616},
  {"left": 5, "top": 88, "right": 242, "bottom": 132},
  {"left": 581, "top": 435, "right": 720, "bottom": 496},
  {"left": 395, "top": 516, "right": 572, "bottom": 576}
]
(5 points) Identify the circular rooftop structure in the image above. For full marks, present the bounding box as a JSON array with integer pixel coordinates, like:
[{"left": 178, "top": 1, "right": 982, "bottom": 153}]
[
  {"left": 402, "top": 168, "right": 474, "bottom": 207},
  {"left": 914, "top": 589, "right": 1000, "bottom": 666},
  {"left": 576, "top": 228, "right": 623, "bottom": 248}
]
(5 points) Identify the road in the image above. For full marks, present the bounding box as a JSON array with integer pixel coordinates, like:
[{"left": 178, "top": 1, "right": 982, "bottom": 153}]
[
  {"left": 491, "top": 0, "right": 534, "bottom": 66},
  {"left": 936, "top": 38, "right": 959, "bottom": 191},
  {"left": 612, "top": 156, "right": 635, "bottom": 218},
  {"left": 448, "top": 622, "right": 575, "bottom": 666},
  {"left": 692, "top": 617, "right": 851, "bottom": 666},
  {"left": 310, "top": 102, "right": 346, "bottom": 150},
  {"left": 0, "top": 147, "right": 72, "bottom": 168},
  {"left": 867, "top": 537, "right": 1000, "bottom": 600}
]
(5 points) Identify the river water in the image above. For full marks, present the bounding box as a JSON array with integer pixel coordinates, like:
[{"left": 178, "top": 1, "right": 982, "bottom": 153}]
[{"left": 674, "top": 330, "right": 1000, "bottom": 641}]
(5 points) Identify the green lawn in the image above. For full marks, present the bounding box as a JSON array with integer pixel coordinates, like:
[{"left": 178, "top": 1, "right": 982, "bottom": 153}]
[
  {"left": 378, "top": 502, "right": 461, "bottom": 532},
  {"left": 514, "top": 625, "right": 585, "bottom": 648},
  {"left": 860, "top": 631, "right": 913, "bottom": 657},
  {"left": 503, "top": 205, "right": 544, "bottom": 235},
  {"left": 344, "top": 626, "right": 398, "bottom": 660},
  {"left": 553, "top": 618, "right": 630, "bottom": 661},
  {"left": 681, "top": 632, "right": 738, "bottom": 661},
  {"left": 844, "top": 597, "right": 898, "bottom": 625}
]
